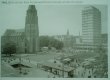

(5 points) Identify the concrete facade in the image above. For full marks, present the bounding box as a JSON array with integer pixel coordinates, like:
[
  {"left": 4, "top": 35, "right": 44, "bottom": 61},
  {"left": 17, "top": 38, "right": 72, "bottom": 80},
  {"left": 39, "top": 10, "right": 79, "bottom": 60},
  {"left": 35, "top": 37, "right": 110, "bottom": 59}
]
[{"left": 82, "top": 6, "right": 101, "bottom": 44}]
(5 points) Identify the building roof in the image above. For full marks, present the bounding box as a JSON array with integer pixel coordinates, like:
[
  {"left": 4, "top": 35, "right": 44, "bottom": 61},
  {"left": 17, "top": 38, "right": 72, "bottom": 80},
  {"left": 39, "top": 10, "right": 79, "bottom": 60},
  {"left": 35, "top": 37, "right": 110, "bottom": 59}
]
[
  {"left": 28, "top": 5, "right": 36, "bottom": 10},
  {"left": 39, "top": 62, "right": 74, "bottom": 72},
  {"left": 84, "top": 6, "right": 100, "bottom": 11},
  {"left": 3, "top": 29, "right": 25, "bottom": 36}
]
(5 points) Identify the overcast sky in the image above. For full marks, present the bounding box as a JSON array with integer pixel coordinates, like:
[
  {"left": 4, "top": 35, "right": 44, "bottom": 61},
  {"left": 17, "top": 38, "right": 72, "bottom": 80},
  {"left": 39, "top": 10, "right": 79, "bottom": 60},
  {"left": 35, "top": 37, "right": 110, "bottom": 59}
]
[{"left": 0, "top": 5, "right": 107, "bottom": 36}]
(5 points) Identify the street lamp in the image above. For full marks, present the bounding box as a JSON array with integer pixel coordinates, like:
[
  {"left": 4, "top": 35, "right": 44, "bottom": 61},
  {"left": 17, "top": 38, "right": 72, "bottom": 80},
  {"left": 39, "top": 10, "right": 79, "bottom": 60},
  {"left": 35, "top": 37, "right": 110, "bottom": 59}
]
[{"left": 62, "top": 53, "right": 64, "bottom": 78}]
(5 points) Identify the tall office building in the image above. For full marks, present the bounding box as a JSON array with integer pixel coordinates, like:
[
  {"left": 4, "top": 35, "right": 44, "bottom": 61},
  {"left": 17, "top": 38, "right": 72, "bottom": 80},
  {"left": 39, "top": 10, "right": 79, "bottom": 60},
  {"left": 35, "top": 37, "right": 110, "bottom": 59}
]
[
  {"left": 82, "top": 6, "right": 101, "bottom": 44},
  {"left": 25, "top": 5, "right": 39, "bottom": 53}
]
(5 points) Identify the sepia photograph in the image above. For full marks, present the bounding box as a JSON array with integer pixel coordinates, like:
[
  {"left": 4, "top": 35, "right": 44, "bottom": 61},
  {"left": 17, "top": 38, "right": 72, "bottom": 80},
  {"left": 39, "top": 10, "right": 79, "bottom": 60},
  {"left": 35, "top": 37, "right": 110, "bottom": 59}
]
[{"left": 0, "top": 2, "right": 108, "bottom": 78}]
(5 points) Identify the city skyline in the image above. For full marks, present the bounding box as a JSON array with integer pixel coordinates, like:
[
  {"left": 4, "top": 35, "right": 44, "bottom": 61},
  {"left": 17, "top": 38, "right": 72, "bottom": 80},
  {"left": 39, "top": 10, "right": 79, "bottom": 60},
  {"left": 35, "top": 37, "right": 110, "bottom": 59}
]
[
  {"left": 0, "top": 5, "right": 107, "bottom": 37},
  {"left": 1, "top": 5, "right": 108, "bottom": 78}
]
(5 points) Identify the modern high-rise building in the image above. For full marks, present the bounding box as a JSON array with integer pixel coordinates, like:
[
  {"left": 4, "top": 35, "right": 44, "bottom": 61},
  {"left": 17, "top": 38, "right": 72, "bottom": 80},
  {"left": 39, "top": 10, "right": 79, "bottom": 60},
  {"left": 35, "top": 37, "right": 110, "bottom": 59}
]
[
  {"left": 25, "top": 5, "right": 39, "bottom": 53},
  {"left": 1, "top": 5, "right": 39, "bottom": 53},
  {"left": 82, "top": 6, "right": 101, "bottom": 44}
]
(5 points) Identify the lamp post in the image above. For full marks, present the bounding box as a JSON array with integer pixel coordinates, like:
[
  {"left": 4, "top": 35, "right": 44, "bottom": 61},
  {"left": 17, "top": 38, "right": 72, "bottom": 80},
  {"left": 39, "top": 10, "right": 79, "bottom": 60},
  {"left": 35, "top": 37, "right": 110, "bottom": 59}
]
[
  {"left": 62, "top": 52, "right": 64, "bottom": 78},
  {"left": 16, "top": 48, "right": 22, "bottom": 75}
]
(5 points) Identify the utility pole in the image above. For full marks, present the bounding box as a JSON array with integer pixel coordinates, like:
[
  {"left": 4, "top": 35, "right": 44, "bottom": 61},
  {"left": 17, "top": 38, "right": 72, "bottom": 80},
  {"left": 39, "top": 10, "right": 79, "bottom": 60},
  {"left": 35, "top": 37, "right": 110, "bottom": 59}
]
[{"left": 62, "top": 52, "right": 64, "bottom": 78}]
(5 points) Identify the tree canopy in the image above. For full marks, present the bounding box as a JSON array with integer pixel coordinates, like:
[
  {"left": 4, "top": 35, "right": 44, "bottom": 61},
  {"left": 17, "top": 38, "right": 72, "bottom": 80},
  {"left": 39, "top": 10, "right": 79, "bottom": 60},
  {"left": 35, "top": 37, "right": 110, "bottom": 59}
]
[
  {"left": 2, "top": 42, "right": 16, "bottom": 56},
  {"left": 39, "top": 36, "right": 63, "bottom": 50}
]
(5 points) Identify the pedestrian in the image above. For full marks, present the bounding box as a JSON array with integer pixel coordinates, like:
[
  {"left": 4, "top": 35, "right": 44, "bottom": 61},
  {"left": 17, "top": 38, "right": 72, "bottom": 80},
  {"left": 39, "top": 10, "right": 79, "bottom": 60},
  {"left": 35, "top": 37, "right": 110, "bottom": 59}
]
[
  {"left": 92, "top": 68, "right": 94, "bottom": 73},
  {"left": 53, "top": 75, "right": 55, "bottom": 78},
  {"left": 82, "top": 73, "right": 83, "bottom": 77},
  {"left": 83, "top": 71, "right": 85, "bottom": 76},
  {"left": 89, "top": 70, "right": 90, "bottom": 74},
  {"left": 78, "top": 71, "right": 79, "bottom": 75},
  {"left": 84, "top": 67, "right": 86, "bottom": 71},
  {"left": 48, "top": 72, "right": 50, "bottom": 78}
]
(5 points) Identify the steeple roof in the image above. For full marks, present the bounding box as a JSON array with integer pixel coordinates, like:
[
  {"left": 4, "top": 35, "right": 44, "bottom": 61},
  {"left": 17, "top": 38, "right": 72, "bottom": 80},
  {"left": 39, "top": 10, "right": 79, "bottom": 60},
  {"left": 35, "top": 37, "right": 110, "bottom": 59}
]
[
  {"left": 28, "top": 5, "right": 36, "bottom": 11},
  {"left": 67, "top": 29, "right": 69, "bottom": 35}
]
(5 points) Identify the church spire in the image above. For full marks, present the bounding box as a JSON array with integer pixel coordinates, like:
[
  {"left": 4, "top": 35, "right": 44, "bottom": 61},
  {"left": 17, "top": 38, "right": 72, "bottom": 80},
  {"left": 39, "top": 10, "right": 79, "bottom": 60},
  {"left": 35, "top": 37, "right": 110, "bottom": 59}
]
[
  {"left": 67, "top": 29, "right": 69, "bottom": 35},
  {"left": 26, "top": 5, "right": 37, "bottom": 24}
]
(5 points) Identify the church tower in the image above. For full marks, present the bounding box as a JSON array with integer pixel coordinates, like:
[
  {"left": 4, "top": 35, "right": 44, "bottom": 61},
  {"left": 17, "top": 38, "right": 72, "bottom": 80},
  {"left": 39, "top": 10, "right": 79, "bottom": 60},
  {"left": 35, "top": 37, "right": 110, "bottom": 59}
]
[
  {"left": 64, "top": 29, "right": 70, "bottom": 48},
  {"left": 25, "top": 5, "right": 39, "bottom": 53}
]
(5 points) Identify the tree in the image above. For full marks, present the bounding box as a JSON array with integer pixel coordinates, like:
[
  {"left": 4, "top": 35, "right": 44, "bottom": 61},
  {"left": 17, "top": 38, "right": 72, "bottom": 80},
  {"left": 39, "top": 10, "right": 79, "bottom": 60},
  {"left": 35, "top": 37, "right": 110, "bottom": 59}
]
[
  {"left": 39, "top": 36, "right": 50, "bottom": 48},
  {"left": 2, "top": 42, "right": 16, "bottom": 56},
  {"left": 39, "top": 36, "right": 64, "bottom": 50}
]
